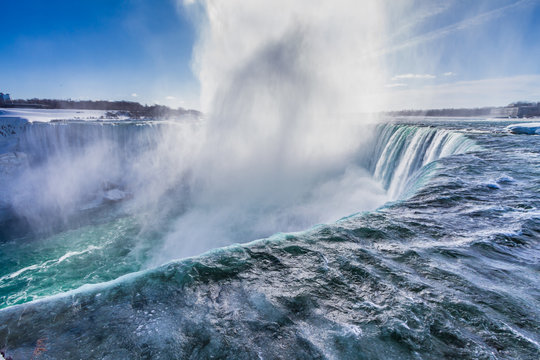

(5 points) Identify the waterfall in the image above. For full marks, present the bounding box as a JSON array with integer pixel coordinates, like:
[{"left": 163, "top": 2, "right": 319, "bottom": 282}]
[
  {"left": 0, "top": 119, "right": 201, "bottom": 235},
  {"left": 0, "top": 116, "right": 478, "bottom": 247},
  {"left": 370, "top": 123, "right": 477, "bottom": 199},
  {"left": 16, "top": 121, "right": 168, "bottom": 163}
]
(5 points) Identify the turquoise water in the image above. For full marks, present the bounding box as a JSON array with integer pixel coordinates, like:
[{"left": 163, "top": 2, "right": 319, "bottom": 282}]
[{"left": 1, "top": 216, "right": 145, "bottom": 308}]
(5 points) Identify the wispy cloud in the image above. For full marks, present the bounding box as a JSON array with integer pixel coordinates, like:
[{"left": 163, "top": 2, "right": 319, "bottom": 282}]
[
  {"left": 386, "top": 2, "right": 452, "bottom": 43},
  {"left": 165, "top": 96, "right": 176, "bottom": 100},
  {"left": 443, "top": 72, "right": 455, "bottom": 77},
  {"left": 392, "top": 73, "right": 436, "bottom": 80},
  {"left": 385, "top": 83, "right": 407, "bottom": 88},
  {"left": 131, "top": 93, "right": 138, "bottom": 97},
  {"left": 383, "top": 0, "right": 534, "bottom": 55}
]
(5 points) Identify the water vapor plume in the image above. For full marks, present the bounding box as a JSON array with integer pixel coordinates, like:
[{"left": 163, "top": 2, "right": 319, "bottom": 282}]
[
  {"left": 152, "top": 0, "right": 394, "bottom": 263},
  {"left": 3, "top": 1, "right": 401, "bottom": 265},
  {"left": 186, "top": 0, "right": 391, "bottom": 114},
  {"left": 6, "top": 121, "right": 202, "bottom": 234}
]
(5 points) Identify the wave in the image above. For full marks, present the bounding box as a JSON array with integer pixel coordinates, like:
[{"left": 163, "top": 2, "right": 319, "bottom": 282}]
[{"left": 0, "top": 196, "right": 537, "bottom": 359}]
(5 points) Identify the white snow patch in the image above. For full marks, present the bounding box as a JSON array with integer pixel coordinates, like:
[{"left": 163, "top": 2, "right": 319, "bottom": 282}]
[{"left": 0, "top": 108, "right": 128, "bottom": 123}]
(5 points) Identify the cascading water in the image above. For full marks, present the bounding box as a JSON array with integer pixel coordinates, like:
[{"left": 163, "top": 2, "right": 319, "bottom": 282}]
[
  {"left": 1, "top": 117, "right": 477, "bottom": 240},
  {"left": 370, "top": 123, "right": 478, "bottom": 199},
  {"left": 1, "top": 117, "right": 202, "bottom": 235},
  {"left": 17, "top": 121, "right": 164, "bottom": 163}
]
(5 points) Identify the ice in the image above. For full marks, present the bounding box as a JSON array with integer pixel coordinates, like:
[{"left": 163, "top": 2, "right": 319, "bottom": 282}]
[{"left": 506, "top": 122, "right": 540, "bottom": 135}]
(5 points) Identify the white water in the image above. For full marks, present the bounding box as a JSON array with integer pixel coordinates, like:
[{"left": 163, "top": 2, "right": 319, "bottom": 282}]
[
  {"left": 0, "top": 117, "right": 202, "bottom": 232},
  {"left": 372, "top": 124, "right": 478, "bottom": 199}
]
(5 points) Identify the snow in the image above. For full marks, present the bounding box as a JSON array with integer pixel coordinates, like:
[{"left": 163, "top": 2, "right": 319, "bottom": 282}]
[
  {"left": 0, "top": 108, "right": 128, "bottom": 123},
  {"left": 506, "top": 122, "right": 540, "bottom": 135}
]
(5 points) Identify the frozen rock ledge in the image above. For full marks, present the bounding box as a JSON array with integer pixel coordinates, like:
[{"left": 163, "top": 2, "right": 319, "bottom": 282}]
[{"left": 506, "top": 122, "right": 540, "bottom": 135}]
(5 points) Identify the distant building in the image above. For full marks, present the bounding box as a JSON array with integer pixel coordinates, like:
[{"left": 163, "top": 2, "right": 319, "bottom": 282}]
[
  {"left": 491, "top": 102, "right": 540, "bottom": 118},
  {"left": 490, "top": 106, "right": 519, "bottom": 118},
  {"left": 506, "top": 101, "right": 540, "bottom": 118},
  {"left": 0, "top": 92, "right": 11, "bottom": 104},
  {"left": 517, "top": 103, "right": 540, "bottom": 118}
]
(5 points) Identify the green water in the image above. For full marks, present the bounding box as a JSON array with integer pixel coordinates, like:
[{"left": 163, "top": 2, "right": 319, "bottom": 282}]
[{"left": 0, "top": 216, "right": 156, "bottom": 308}]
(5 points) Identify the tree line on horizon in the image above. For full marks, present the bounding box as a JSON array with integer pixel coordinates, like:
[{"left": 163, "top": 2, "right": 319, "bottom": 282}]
[
  {"left": 389, "top": 107, "right": 494, "bottom": 117},
  {"left": 389, "top": 101, "right": 540, "bottom": 118}
]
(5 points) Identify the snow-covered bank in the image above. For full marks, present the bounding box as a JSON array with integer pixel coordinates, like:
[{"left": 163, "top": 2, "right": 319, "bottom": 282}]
[{"left": 0, "top": 108, "right": 127, "bottom": 123}]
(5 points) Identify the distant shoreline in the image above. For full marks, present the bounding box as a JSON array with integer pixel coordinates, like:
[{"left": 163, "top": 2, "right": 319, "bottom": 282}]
[
  {"left": 0, "top": 98, "right": 201, "bottom": 119},
  {"left": 2, "top": 98, "right": 540, "bottom": 119},
  {"left": 387, "top": 102, "right": 540, "bottom": 118}
]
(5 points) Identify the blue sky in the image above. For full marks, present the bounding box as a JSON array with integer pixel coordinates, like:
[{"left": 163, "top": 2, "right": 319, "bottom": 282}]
[
  {"left": 0, "top": 0, "right": 198, "bottom": 108},
  {"left": 1, "top": 0, "right": 540, "bottom": 110},
  {"left": 382, "top": 0, "right": 540, "bottom": 109}
]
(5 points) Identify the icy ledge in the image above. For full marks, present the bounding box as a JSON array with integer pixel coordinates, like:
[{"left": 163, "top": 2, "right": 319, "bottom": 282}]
[{"left": 506, "top": 122, "right": 540, "bottom": 135}]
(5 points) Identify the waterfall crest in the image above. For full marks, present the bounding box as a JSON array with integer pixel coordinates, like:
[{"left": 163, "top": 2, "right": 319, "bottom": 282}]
[{"left": 369, "top": 123, "right": 477, "bottom": 199}]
